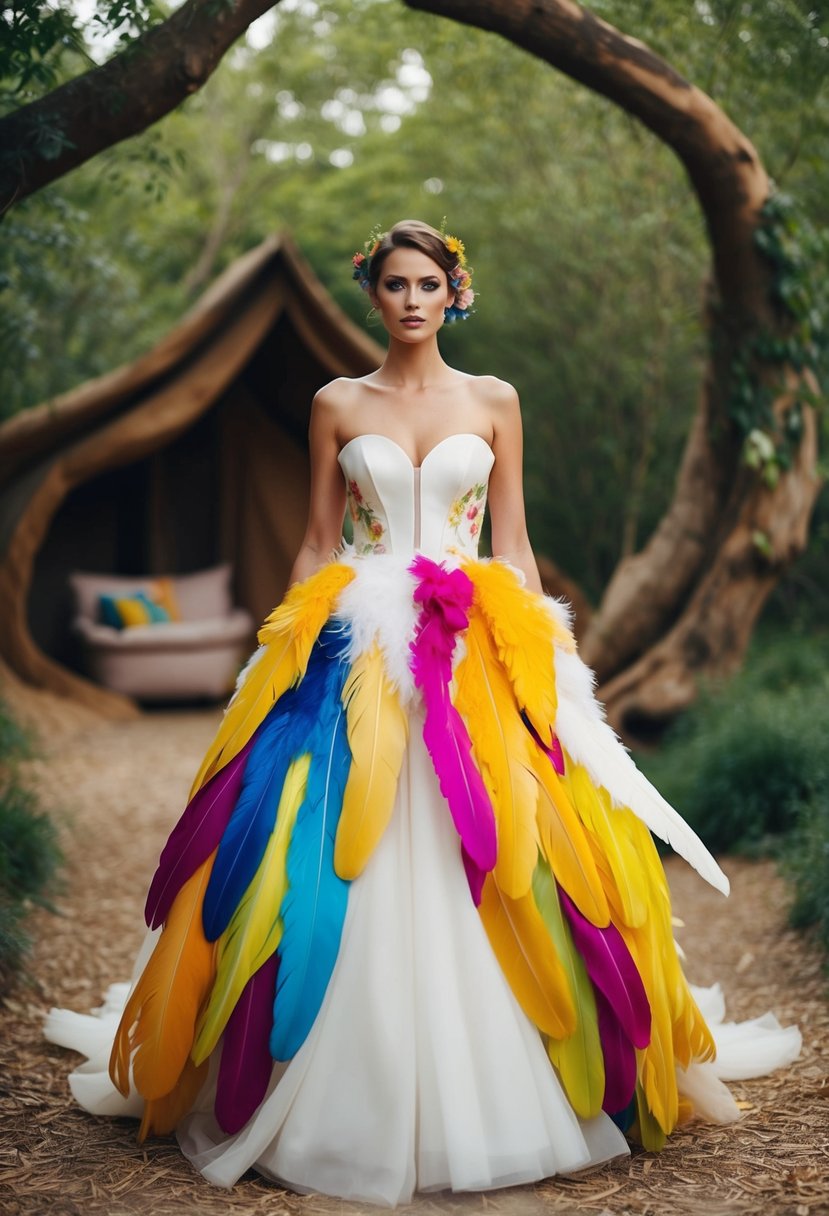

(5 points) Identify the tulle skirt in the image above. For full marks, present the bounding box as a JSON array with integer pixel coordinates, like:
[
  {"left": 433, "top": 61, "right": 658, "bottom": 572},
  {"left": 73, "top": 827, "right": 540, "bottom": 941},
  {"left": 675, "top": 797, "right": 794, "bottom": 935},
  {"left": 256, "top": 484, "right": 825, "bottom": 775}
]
[{"left": 44, "top": 705, "right": 801, "bottom": 1207}]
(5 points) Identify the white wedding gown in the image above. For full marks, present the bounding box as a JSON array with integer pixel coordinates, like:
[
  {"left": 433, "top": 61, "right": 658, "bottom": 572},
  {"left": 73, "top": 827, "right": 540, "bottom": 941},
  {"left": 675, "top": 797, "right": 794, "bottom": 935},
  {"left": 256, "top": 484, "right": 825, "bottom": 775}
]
[{"left": 44, "top": 433, "right": 802, "bottom": 1206}]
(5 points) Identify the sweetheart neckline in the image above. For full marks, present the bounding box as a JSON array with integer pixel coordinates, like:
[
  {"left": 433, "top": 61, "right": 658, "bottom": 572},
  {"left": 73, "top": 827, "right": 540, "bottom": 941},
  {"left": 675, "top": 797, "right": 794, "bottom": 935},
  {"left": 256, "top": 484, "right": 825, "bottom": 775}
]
[{"left": 337, "top": 432, "right": 494, "bottom": 472}]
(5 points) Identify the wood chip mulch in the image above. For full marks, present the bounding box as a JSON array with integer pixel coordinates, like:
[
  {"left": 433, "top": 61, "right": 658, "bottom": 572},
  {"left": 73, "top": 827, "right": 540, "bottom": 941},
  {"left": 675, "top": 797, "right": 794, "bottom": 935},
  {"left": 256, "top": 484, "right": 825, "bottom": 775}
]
[{"left": 1, "top": 678, "right": 826, "bottom": 1216}]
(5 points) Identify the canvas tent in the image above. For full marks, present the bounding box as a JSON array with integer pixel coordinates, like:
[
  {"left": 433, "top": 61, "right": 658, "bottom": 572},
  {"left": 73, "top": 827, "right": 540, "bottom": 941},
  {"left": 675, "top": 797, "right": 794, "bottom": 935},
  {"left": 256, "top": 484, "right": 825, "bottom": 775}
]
[{"left": 0, "top": 233, "right": 383, "bottom": 715}]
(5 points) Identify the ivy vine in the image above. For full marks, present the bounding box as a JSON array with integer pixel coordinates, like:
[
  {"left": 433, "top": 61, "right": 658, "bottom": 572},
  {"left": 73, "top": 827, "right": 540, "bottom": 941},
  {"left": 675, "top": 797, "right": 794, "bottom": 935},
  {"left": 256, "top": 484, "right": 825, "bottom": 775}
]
[{"left": 727, "top": 189, "right": 828, "bottom": 490}]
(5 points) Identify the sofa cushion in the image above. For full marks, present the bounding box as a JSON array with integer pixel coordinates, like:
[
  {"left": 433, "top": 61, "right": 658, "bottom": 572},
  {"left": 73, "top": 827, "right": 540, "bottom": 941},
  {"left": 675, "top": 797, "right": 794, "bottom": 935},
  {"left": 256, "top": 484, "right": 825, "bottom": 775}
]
[
  {"left": 168, "top": 564, "right": 233, "bottom": 622},
  {"left": 99, "top": 591, "right": 172, "bottom": 630},
  {"left": 70, "top": 565, "right": 231, "bottom": 624}
]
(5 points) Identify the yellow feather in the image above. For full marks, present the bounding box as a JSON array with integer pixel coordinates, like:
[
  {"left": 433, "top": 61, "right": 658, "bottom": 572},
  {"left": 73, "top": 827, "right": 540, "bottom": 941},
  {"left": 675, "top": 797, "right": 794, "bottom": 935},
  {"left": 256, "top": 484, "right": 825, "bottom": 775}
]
[
  {"left": 477, "top": 870, "right": 575, "bottom": 1039},
  {"left": 138, "top": 1055, "right": 208, "bottom": 1141},
  {"left": 618, "top": 813, "right": 714, "bottom": 1068},
  {"left": 188, "top": 563, "right": 355, "bottom": 798},
  {"left": 335, "top": 644, "right": 408, "bottom": 879},
  {"left": 564, "top": 763, "right": 649, "bottom": 929},
  {"left": 531, "top": 749, "right": 610, "bottom": 928},
  {"left": 454, "top": 611, "right": 540, "bottom": 898},
  {"left": 109, "top": 855, "right": 216, "bottom": 1102},
  {"left": 192, "top": 755, "right": 311, "bottom": 1064},
  {"left": 673, "top": 986, "right": 716, "bottom": 1069},
  {"left": 463, "top": 560, "right": 569, "bottom": 741}
]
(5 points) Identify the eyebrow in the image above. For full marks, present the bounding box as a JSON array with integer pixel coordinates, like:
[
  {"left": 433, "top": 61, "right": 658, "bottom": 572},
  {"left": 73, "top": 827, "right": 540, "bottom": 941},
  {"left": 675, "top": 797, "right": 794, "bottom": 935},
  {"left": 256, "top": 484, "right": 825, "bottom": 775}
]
[{"left": 382, "top": 273, "right": 441, "bottom": 282}]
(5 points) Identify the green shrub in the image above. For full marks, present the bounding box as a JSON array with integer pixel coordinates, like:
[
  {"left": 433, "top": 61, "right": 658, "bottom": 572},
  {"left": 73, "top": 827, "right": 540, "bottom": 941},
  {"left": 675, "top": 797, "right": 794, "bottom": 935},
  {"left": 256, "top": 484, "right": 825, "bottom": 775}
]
[
  {"left": 636, "top": 630, "right": 829, "bottom": 954},
  {"left": 0, "top": 782, "right": 62, "bottom": 906},
  {"left": 0, "top": 698, "right": 62, "bottom": 988},
  {"left": 785, "top": 800, "right": 829, "bottom": 953},
  {"left": 640, "top": 686, "right": 827, "bottom": 853}
]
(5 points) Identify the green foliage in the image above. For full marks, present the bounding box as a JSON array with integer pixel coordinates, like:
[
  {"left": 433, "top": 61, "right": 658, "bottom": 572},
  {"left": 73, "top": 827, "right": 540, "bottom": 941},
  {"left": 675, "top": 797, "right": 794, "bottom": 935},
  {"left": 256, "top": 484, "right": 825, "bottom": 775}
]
[
  {"left": 0, "top": 699, "right": 62, "bottom": 988},
  {"left": 1, "top": 0, "right": 827, "bottom": 602},
  {"left": 727, "top": 192, "right": 829, "bottom": 488},
  {"left": 0, "top": 1, "right": 86, "bottom": 110},
  {"left": 0, "top": 782, "right": 61, "bottom": 906},
  {"left": 786, "top": 798, "right": 829, "bottom": 954},
  {"left": 636, "top": 631, "right": 829, "bottom": 951},
  {"left": 639, "top": 633, "right": 829, "bottom": 848}
]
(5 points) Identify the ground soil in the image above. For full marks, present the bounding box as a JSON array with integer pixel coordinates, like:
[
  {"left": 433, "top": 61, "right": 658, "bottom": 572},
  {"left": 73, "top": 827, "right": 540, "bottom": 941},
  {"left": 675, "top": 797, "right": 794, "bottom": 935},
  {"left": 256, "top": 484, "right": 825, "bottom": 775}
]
[{"left": 0, "top": 677, "right": 826, "bottom": 1216}]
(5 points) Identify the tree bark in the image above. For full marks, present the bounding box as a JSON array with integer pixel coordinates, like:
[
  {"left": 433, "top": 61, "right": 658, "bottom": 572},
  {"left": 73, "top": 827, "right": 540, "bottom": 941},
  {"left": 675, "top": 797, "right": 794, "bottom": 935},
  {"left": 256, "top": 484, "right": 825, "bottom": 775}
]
[
  {"left": 405, "top": 0, "right": 822, "bottom": 736},
  {"left": 0, "top": 0, "right": 281, "bottom": 212}
]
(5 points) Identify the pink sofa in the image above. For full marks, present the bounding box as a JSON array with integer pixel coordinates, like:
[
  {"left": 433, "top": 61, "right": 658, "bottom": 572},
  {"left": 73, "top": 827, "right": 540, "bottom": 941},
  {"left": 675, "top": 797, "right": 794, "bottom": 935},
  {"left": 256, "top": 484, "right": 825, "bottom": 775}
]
[{"left": 70, "top": 564, "right": 255, "bottom": 701}]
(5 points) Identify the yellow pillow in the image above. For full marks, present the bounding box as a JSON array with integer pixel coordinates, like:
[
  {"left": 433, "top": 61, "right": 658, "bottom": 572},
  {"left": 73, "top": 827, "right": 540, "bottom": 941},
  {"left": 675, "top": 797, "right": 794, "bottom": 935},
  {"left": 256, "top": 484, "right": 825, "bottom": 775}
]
[{"left": 150, "top": 577, "right": 181, "bottom": 621}]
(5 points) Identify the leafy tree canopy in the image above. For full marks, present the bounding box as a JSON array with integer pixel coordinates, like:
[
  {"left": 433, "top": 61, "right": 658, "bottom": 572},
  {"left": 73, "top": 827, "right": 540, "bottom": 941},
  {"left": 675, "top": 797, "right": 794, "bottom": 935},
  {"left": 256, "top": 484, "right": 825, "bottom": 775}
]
[{"left": 1, "top": 0, "right": 826, "bottom": 600}]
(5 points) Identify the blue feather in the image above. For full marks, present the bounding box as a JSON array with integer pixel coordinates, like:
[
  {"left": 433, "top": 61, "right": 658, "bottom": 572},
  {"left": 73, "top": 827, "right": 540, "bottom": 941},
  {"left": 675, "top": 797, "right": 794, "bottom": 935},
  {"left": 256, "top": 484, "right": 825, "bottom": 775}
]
[
  {"left": 203, "top": 623, "right": 350, "bottom": 941},
  {"left": 270, "top": 629, "right": 352, "bottom": 1061}
]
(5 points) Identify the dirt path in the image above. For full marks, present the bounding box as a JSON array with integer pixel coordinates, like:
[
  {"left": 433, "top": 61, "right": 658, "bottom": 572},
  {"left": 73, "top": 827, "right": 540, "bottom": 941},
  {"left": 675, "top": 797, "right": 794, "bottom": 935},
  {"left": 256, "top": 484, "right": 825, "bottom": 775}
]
[{"left": 1, "top": 689, "right": 826, "bottom": 1216}]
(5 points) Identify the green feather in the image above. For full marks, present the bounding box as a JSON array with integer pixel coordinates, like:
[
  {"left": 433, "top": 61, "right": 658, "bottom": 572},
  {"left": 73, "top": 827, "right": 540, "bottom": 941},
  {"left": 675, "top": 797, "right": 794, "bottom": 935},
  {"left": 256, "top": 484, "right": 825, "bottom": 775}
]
[{"left": 533, "top": 856, "right": 605, "bottom": 1118}]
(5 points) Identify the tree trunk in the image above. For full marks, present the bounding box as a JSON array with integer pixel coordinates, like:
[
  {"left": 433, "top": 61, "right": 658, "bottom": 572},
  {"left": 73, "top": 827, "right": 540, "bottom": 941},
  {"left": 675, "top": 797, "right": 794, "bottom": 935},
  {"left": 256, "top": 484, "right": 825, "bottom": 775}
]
[
  {"left": 405, "top": 0, "right": 822, "bottom": 736},
  {"left": 0, "top": 0, "right": 281, "bottom": 213},
  {"left": 3, "top": 0, "right": 822, "bottom": 736}
]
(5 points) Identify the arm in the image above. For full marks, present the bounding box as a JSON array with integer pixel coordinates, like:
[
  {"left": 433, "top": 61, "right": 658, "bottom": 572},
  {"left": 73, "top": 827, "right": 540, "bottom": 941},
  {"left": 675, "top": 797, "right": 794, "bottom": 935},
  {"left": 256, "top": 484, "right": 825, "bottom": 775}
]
[
  {"left": 287, "top": 386, "right": 347, "bottom": 586},
  {"left": 487, "top": 381, "right": 543, "bottom": 596}
]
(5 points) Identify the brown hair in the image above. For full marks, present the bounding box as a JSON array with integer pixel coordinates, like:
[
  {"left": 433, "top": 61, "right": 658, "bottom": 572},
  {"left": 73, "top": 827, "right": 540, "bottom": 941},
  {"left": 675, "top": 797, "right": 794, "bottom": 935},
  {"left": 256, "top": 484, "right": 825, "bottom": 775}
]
[{"left": 367, "top": 219, "right": 457, "bottom": 290}]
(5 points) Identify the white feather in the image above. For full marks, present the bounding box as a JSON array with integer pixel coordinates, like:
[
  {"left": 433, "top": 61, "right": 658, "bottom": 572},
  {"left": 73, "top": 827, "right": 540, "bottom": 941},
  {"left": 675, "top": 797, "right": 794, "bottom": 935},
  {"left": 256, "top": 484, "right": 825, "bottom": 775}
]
[
  {"left": 540, "top": 593, "right": 576, "bottom": 638},
  {"left": 225, "top": 644, "right": 266, "bottom": 713},
  {"left": 336, "top": 553, "right": 419, "bottom": 703},
  {"left": 553, "top": 645, "right": 730, "bottom": 897}
]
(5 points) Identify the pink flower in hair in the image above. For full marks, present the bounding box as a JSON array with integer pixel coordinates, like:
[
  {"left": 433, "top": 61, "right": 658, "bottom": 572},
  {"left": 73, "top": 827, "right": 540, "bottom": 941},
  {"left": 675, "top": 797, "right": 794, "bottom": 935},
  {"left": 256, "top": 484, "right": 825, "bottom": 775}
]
[{"left": 458, "top": 288, "right": 475, "bottom": 310}]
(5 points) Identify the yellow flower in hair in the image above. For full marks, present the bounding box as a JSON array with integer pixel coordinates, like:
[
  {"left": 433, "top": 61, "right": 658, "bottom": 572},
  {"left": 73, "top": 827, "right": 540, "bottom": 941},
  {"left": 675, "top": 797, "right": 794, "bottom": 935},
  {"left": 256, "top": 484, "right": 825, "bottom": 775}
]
[{"left": 445, "top": 235, "right": 465, "bottom": 258}]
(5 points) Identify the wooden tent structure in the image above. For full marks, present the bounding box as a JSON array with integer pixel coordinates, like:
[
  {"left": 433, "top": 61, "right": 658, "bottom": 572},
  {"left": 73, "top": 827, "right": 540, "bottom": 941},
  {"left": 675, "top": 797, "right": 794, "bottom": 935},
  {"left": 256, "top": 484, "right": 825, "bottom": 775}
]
[{"left": 0, "top": 233, "right": 383, "bottom": 716}]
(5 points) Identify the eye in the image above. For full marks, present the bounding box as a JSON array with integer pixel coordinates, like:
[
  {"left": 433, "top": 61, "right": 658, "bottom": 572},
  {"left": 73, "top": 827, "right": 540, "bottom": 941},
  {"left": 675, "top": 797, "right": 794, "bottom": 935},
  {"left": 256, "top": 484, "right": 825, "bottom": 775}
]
[
  {"left": 422, "top": 280, "right": 440, "bottom": 291},
  {"left": 384, "top": 278, "right": 405, "bottom": 291}
]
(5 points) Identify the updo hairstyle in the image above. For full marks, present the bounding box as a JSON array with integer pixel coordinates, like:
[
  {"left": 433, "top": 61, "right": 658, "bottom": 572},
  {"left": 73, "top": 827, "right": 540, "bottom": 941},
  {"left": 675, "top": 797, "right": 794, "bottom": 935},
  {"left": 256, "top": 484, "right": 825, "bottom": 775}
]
[{"left": 366, "top": 219, "right": 457, "bottom": 292}]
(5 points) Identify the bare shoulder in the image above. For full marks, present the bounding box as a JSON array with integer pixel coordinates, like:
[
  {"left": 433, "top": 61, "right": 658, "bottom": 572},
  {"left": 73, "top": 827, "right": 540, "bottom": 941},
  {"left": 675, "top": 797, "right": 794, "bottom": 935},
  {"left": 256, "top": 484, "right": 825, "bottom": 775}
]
[
  {"left": 311, "top": 376, "right": 371, "bottom": 439},
  {"left": 466, "top": 374, "right": 521, "bottom": 435},
  {"left": 469, "top": 374, "right": 520, "bottom": 407},
  {"left": 312, "top": 376, "right": 369, "bottom": 411}
]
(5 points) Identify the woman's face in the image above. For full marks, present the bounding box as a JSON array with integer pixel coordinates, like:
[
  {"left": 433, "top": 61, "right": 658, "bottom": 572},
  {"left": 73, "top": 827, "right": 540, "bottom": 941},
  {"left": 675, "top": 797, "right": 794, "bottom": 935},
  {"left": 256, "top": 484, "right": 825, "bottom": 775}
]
[{"left": 370, "top": 247, "right": 455, "bottom": 342}]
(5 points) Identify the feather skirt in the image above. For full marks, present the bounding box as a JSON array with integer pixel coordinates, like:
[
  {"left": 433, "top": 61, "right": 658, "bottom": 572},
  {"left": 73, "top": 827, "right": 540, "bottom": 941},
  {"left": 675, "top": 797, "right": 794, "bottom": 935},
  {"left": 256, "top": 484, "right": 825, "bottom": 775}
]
[{"left": 44, "top": 552, "right": 802, "bottom": 1205}]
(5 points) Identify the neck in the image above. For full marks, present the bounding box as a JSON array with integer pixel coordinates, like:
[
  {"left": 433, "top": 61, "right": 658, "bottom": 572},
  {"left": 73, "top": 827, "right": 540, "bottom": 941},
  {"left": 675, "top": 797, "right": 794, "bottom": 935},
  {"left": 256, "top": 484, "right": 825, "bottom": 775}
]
[{"left": 378, "top": 334, "right": 451, "bottom": 388}]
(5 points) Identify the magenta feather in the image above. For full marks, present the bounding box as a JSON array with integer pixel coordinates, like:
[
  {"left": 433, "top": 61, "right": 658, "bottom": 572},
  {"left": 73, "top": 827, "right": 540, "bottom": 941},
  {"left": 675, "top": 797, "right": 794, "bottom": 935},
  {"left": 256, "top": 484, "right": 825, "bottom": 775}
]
[
  {"left": 595, "top": 987, "right": 638, "bottom": 1114},
  {"left": 214, "top": 953, "right": 279, "bottom": 1135},
  {"left": 522, "top": 711, "right": 565, "bottom": 776},
  {"left": 545, "top": 733, "right": 565, "bottom": 776},
  {"left": 145, "top": 738, "right": 254, "bottom": 930},
  {"left": 462, "top": 845, "right": 486, "bottom": 906},
  {"left": 559, "top": 889, "right": 651, "bottom": 1049},
  {"left": 409, "top": 556, "right": 497, "bottom": 884}
]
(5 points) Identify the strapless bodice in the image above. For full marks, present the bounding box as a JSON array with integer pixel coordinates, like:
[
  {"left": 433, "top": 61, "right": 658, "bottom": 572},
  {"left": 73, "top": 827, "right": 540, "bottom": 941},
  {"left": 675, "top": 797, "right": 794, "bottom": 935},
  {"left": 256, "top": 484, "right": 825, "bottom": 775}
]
[{"left": 338, "top": 433, "right": 495, "bottom": 560}]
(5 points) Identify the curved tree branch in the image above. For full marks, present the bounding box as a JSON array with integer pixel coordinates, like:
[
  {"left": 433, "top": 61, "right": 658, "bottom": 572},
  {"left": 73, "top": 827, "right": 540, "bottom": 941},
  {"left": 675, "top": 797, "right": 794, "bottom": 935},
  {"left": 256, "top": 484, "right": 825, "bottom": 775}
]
[
  {"left": 404, "top": 0, "right": 822, "bottom": 711},
  {"left": 0, "top": 0, "right": 281, "bottom": 213},
  {"left": 403, "top": 0, "right": 769, "bottom": 306}
]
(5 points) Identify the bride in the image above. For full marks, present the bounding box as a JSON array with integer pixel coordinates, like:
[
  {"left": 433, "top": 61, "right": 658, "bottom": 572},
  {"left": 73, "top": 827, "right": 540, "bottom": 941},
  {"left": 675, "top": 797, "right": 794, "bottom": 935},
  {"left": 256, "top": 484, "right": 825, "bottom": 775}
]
[{"left": 45, "top": 219, "right": 801, "bottom": 1207}]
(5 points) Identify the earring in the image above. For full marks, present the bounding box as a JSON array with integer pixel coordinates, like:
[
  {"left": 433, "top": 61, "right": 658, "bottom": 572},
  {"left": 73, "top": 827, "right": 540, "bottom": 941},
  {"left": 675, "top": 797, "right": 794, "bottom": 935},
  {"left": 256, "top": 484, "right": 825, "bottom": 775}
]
[{"left": 366, "top": 306, "right": 379, "bottom": 325}]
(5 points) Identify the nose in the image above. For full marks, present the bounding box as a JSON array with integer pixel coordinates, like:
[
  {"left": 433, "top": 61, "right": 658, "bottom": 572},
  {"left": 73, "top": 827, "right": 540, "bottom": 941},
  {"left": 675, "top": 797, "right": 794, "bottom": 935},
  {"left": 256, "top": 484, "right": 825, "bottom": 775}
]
[{"left": 404, "top": 284, "right": 419, "bottom": 309}]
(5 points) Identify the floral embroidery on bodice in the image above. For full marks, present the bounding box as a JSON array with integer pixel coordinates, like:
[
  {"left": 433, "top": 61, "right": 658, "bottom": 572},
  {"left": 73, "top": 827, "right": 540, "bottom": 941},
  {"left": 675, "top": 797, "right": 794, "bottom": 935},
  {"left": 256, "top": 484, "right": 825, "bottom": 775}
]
[
  {"left": 346, "top": 479, "right": 387, "bottom": 555},
  {"left": 337, "top": 433, "right": 495, "bottom": 560}
]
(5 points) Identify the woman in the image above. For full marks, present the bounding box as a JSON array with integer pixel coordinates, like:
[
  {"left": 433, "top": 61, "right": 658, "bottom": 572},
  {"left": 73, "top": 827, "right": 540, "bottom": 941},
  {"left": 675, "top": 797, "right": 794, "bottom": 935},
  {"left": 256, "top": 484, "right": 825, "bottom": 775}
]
[{"left": 46, "top": 220, "right": 800, "bottom": 1207}]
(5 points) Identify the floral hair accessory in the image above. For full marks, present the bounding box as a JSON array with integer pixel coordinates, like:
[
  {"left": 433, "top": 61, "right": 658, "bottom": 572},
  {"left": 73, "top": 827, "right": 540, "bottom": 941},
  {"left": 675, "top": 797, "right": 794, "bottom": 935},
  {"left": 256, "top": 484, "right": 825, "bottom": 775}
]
[
  {"left": 350, "top": 222, "right": 475, "bottom": 324},
  {"left": 352, "top": 223, "right": 384, "bottom": 293}
]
